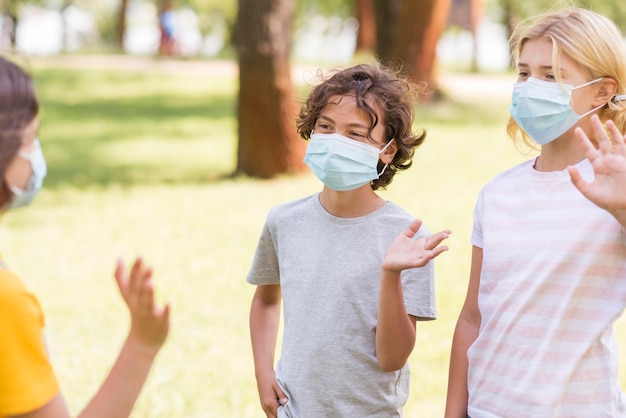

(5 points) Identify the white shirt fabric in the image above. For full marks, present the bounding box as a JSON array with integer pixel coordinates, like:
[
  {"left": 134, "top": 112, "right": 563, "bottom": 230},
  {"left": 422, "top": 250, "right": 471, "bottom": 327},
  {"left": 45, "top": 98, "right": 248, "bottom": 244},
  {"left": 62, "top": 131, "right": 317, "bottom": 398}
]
[
  {"left": 468, "top": 158, "right": 626, "bottom": 417},
  {"left": 247, "top": 193, "right": 436, "bottom": 417}
]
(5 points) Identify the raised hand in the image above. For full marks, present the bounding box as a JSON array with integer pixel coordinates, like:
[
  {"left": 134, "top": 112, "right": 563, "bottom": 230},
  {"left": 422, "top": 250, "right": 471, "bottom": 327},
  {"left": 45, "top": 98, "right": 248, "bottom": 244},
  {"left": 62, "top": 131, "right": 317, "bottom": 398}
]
[
  {"left": 114, "top": 257, "right": 170, "bottom": 351},
  {"left": 568, "top": 115, "right": 626, "bottom": 226},
  {"left": 382, "top": 219, "right": 451, "bottom": 274}
]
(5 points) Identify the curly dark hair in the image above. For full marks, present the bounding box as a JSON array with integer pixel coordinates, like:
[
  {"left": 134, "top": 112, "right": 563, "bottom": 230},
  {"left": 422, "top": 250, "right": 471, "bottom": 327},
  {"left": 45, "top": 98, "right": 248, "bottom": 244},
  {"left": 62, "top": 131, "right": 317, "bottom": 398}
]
[
  {"left": 296, "top": 62, "right": 425, "bottom": 190},
  {"left": 0, "top": 57, "right": 38, "bottom": 208}
]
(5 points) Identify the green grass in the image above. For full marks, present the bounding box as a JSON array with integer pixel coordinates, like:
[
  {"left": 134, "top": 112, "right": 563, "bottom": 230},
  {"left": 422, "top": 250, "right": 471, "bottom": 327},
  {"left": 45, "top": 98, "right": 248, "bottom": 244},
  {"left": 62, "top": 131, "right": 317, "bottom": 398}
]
[{"left": 6, "top": 58, "right": 625, "bottom": 417}]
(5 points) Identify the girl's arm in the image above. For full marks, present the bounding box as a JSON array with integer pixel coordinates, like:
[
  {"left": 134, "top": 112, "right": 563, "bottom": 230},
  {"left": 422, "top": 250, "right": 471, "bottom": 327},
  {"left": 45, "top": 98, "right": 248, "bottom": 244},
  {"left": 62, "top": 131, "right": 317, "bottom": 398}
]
[
  {"left": 376, "top": 219, "right": 450, "bottom": 372},
  {"left": 250, "top": 284, "right": 287, "bottom": 418},
  {"left": 9, "top": 258, "right": 170, "bottom": 418},
  {"left": 444, "top": 246, "right": 482, "bottom": 418}
]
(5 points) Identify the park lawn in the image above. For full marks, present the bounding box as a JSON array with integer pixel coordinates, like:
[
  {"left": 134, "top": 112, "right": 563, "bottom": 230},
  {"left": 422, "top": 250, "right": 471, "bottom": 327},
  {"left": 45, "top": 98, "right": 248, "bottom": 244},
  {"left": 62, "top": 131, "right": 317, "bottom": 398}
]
[{"left": 5, "top": 58, "right": 625, "bottom": 417}]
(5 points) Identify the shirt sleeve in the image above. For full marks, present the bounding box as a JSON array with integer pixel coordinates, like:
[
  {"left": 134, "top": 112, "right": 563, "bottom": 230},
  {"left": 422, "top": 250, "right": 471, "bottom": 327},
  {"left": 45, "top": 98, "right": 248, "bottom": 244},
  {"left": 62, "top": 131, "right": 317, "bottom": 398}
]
[
  {"left": 471, "top": 187, "right": 485, "bottom": 249},
  {"left": 246, "top": 210, "right": 281, "bottom": 286},
  {"left": 0, "top": 271, "right": 60, "bottom": 415},
  {"left": 401, "top": 224, "right": 437, "bottom": 321}
]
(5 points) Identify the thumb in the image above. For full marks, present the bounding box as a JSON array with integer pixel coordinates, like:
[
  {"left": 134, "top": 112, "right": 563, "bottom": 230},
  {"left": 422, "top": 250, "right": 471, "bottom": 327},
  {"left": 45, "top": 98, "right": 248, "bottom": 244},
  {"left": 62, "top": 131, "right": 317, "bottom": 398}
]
[
  {"left": 568, "top": 165, "right": 589, "bottom": 195},
  {"left": 274, "top": 385, "right": 289, "bottom": 405},
  {"left": 404, "top": 219, "right": 423, "bottom": 239}
]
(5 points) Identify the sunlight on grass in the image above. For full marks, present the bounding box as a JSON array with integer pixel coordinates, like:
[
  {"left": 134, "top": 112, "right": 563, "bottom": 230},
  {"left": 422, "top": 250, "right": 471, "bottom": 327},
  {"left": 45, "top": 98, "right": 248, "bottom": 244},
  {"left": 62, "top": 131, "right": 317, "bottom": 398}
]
[{"left": 4, "top": 59, "right": 624, "bottom": 417}]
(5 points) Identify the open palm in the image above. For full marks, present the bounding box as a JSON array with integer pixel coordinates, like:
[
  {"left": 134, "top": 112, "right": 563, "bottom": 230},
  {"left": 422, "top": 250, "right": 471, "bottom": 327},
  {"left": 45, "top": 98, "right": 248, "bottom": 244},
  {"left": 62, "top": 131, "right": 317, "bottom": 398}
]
[{"left": 568, "top": 115, "right": 626, "bottom": 224}]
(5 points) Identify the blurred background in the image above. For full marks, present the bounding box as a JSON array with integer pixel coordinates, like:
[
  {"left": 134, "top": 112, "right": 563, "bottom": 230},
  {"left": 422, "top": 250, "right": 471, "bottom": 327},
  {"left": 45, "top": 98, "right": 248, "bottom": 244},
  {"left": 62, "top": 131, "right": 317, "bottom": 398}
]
[
  {"left": 4, "top": 0, "right": 626, "bottom": 417},
  {"left": 4, "top": 0, "right": 625, "bottom": 68}
]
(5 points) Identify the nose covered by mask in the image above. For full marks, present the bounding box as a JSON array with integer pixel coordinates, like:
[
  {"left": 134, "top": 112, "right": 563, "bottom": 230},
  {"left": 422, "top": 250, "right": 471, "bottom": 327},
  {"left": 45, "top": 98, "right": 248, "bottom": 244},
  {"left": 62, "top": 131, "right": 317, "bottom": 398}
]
[
  {"left": 9, "top": 139, "right": 47, "bottom": 209},
  {"left": 509, "top": 77, "right": 605, "bottom": 145},
  {"left": 303, "top": 133, "right": 394, "bottom": 191}
]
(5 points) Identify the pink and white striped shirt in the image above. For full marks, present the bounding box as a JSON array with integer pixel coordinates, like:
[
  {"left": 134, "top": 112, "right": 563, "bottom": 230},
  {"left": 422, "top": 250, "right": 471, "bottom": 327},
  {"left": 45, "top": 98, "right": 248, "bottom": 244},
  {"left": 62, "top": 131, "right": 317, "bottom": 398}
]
[{"left": 468, "top": 158, "right": 626, "bottom": 418}]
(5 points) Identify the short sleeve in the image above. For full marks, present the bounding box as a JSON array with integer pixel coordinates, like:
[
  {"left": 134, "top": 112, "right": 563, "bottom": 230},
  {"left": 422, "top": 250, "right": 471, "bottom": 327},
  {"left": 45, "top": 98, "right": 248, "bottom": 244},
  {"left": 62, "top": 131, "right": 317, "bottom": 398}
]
[
  {"left": 471, "top": 187, "right": 485, "bottom": 249},
  {"left": 0, "top": 271, "right": 59, "bottom": 415},
  {"left": 401, "top": 224, "right": 437, "bottom": 321},
  {"left": 246, "top": 210, "right": 281, "bottom": 286}
]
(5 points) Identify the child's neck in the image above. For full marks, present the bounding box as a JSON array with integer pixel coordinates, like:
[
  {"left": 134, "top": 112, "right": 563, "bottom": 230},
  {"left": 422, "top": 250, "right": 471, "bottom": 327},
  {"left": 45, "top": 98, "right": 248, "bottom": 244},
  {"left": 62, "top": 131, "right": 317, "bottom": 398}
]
[
  {"left": 536, "top": 134, "right": 587, "bottom": 172},
  {"left": 319, "top": 187, "right": 386, "bottom": 218}
]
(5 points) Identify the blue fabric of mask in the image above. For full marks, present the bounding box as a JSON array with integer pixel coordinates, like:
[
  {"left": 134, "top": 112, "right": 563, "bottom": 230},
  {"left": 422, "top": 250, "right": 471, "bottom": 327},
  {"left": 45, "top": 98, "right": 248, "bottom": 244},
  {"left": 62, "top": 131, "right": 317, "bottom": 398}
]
[
  {"left": 303, "top": 133, "right": 392, "bottom": 191},
  {"left": 509, "top": 77, "right": 604, "bottom": 145},
  {"left": 10, "top": 138, "right": 47, "bottom": 209}
]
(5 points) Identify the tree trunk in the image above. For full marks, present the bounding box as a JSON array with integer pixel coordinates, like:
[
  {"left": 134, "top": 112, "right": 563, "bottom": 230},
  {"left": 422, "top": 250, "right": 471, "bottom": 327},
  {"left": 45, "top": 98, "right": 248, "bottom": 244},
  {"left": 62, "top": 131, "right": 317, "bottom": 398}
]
[
  {"left": 234, "top": 0, "right": 306, "bottom": 178},
  {"left": 470, "top": 0, "right": 485, "bottom": 72},
  {"left": 1, "top": 0, "right": 17, "bottom": 49},
  {"left": 355, "top": 0, "right": 376, "bottom": 54},
  {"left": 373, "top": 0, "right": 401, "bottom": 64},
  {"left": 117, "top": 0, "right": 128, "bottom": 50},
  {"left": 388, "top": 0, "right": 452, "bottom": 102}
]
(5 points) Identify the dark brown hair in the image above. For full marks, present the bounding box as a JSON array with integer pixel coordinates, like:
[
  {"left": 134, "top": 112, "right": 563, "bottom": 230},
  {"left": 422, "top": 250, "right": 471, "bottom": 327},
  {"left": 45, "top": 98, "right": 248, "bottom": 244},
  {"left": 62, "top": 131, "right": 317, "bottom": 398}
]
[
  {"left": 0, "top": 56, "right": 38, "bottom": 207},
  {"left": 296, "top": 62, "right": 425, "bottom": 190}
]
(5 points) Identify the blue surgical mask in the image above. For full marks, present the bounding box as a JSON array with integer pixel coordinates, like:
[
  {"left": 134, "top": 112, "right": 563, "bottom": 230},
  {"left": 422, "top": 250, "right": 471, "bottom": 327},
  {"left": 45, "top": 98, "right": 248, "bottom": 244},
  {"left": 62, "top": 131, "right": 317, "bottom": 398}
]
[
  {"left": 509, "top": 77, "right": 605, "bottom": 145},
  {"left": 9, "top": 139, "right": 47, "bottom": 209},
  {"left": 303, "top": 133, "right": 394, "bottom": 191}
]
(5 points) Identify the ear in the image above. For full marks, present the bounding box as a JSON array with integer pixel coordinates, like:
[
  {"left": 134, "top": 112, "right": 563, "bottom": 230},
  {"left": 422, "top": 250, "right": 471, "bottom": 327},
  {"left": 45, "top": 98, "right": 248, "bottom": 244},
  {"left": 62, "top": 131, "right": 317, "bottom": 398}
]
[
  {"left": 592, "top": 78, "right": 617, "bottom": 106},
  {"left": 379, "top": 139, "right": 398, "bottom": 164}
]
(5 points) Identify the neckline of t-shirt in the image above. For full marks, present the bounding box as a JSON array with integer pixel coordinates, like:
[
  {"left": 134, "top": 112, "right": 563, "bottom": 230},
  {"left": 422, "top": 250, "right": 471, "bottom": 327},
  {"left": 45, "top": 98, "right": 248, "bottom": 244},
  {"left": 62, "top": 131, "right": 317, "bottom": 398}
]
[
  {"left": 312, "top": 193, "right": 392, "bottom": 224},
  {"left": 528, "top": 157, "right": 592, "bottom": 182}
]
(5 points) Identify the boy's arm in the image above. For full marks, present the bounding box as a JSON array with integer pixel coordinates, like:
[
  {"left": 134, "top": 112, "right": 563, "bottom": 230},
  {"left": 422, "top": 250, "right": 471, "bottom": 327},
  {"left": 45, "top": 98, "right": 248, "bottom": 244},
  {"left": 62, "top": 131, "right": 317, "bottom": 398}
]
[
  {"left": 444, "top": 246, "right": 482, "bottom": 418},
  {"left": 376, "top": 219, "right": 450, "bottom": 372},
  {"left": 250, "top": 284, "right": 287, "bottom": 417},
  {"left": 376, "top": 269, "right": 418, "bottom": 372}
]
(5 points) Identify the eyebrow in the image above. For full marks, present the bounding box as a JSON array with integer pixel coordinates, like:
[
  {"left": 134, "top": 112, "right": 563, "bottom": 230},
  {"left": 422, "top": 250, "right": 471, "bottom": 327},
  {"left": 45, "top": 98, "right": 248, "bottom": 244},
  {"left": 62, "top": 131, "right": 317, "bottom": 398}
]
[
  {"left": 517, "top": 63, "right": 553, "bottom": 70},
  {"left": 317, "top": 115, "right": 370, "bottom": 130}
]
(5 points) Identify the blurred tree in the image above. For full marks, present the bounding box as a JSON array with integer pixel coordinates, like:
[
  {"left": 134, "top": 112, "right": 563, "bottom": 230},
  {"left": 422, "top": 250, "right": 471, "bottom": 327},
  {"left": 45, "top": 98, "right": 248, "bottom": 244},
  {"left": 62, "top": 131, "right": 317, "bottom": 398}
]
[
  {"left": 178, "top": 0, "right": 237, "bottom": 44},
  {"left": 355, "top": 0, "right": 375, "bottom": 53},
  {"left": 448, "top": 0, "right": 485, "bottom": 72},
  {"left": 498, "top": 0, "right": 626, "bottom": 41},
  {"left": 372, "top": 0, "right": 399, "bottom": 64},
  {"left": 234, "top": 0, "right": 307, "bottom": 178},
  {"left": 0, "top": 0, "right": 18, "bottom": 49},
  {"left": 376, "top": 0, "right": 452, "bottom": 102},
  {"left": 116, "top": 0, "right": 128, "bottom": 49}
]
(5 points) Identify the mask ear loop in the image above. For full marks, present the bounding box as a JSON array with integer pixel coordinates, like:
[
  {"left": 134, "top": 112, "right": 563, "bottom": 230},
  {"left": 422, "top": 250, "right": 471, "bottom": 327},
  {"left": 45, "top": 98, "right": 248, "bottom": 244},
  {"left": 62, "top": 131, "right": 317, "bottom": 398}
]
[
  {"left": 377, "top": 138, "right": 395, "bottom": 176},
  {"left": 612, "top": 94, "right": 626, "bottom": 103}
]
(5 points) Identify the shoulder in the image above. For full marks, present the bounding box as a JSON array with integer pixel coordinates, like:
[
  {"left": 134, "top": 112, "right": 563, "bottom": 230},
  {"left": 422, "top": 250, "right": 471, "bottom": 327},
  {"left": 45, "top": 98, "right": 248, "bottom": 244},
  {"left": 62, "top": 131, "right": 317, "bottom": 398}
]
[
  {"left": 0, "top": 269, "right": 43, "bottom": 319},
  {"left": 0, "top": 267, "right": 27, "bottom": 300},
  {"left": 266, "top": 194, "right": 318, "bottom": 222},
  {"left": 490, "top": 159, "right": 534, "bottom": 183},
  {"left": 377, "top": 201, "right": 431, "bottom": 236},
  {"left": 480, "top": 159, "right": 534, "bottom": 194}
]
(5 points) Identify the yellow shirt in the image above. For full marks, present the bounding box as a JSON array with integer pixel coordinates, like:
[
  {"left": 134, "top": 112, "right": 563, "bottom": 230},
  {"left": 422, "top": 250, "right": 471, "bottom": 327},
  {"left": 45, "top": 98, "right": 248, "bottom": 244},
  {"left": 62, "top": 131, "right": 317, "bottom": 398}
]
[{"left": 0, "top": 266, "right": 59, "bottom": 416}]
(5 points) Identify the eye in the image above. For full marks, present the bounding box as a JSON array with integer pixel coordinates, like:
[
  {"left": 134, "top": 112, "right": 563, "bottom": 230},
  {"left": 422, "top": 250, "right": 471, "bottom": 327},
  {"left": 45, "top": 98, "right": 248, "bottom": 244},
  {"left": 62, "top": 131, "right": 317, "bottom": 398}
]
[
  {"left": 545, "top": 74, "right": 556, "bottom": 81},
  {"left": 316, "top": 123, "right": 332, "bottom": 131}
]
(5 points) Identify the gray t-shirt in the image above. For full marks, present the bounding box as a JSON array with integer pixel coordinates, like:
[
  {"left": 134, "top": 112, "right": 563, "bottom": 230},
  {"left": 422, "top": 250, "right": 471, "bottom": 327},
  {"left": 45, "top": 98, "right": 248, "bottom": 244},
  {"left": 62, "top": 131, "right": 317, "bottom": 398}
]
[{"left": 247, "top": 193, "right": 436, "bottom": 417}]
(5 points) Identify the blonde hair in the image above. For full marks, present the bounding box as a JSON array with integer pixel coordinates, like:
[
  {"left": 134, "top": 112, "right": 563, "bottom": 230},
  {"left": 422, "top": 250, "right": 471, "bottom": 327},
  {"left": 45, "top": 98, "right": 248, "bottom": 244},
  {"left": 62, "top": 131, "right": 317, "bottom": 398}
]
[{"left": 507, "top": 8, "right": 626, "bottom": 149}]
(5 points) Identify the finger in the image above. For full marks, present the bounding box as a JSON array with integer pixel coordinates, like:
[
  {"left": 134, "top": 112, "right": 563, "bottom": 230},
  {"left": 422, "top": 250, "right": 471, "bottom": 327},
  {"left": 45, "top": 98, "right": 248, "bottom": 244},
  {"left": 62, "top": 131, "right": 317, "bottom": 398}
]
[
  {"left": 403, "top": 219, "right": 423, "bottom": 239},
  {"left": 430, "top": 244, "right": 449, "bottom": 258},
  {"left": 591, "top": 115, "right": 612, "bottom": 155},
  {"left": 606, "top": 119, "right": 626, "bottom": 155},
  {"left": 567, "top": 165, "right": 590, "bottom": 196},
  {"left": 274, "top": 386, "right": 288, "bottom": 405},
  {"left": 114, "top": 257, "right": 126, "bottom": 294},
  {"left": 157, "top": 303, "right": 171, "bottom": 330},
  {"left": 575, "top": 127, "right": 599, "bottom": 162},
  {"left": 426, "top": 230, "right": 451, "bottom": 250},
  {"left": 138, "top": 273, "right": 156, "bottom": 316},
  {"left": 128, "top": 258, "right": 147, "bottom": 308}
]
